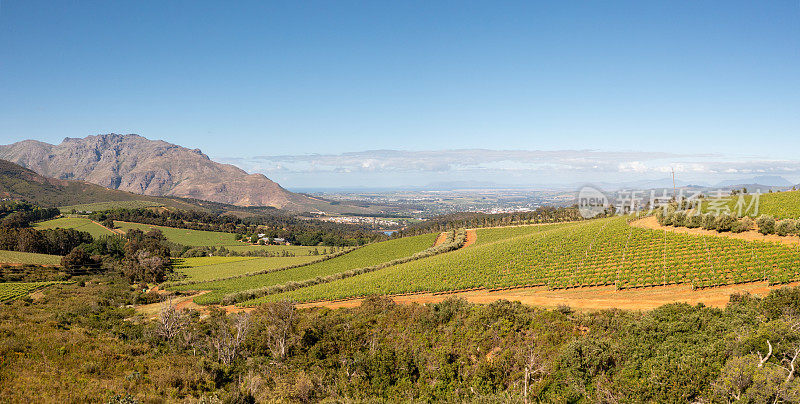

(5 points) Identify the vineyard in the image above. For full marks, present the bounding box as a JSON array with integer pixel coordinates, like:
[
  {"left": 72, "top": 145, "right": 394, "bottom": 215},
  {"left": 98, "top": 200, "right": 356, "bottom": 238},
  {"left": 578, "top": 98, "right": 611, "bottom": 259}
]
[
  {"left": 246, "top": 216, "right": 800, "bottom": 305},
  {"left": 0, "top": 250, "right": 62, "bottom": 266},
  {"left": 173, "top": 256, "right": 325, "bottom": 282},
  {"left": 169, "top": 233, "right": 437, "bottom": 304},
  {"left": 33, "top": 217, "right": 115, "bottom": 238},
  {"left": 0, "top": 281, "right": 69, "bottom": 302},
  {"left": 703, "top": 190, "right": 800, "bottom": 219}
]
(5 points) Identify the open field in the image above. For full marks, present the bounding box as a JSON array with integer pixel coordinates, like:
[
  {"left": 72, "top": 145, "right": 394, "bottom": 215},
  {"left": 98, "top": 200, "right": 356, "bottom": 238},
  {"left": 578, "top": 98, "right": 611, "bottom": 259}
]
[
  {"left": 248, "top": 216, "right": 800, "bottom": 305},
  {"left": 114, "top": 221, "right": 239, "bottom": 246},
  {"left": 171, "top": 233, "right": 438, "bottom": 304},
  {"left": 0, "top": 250, "right": 62, "bottom": 266},
  {"left": 0, "top": 281, "right": 69, "bottom": 302},
  {"left": 173, "top": 256, "right": 323, "bottom": 282},
  {"left": 225, "top": 244, "right": 333, "bottom": 255},
  {"left": 59, "top": 200, "right": 165, "bottom": 213},
  {"left": 33, "top": 217, "right": 115, "bottom": 238}
]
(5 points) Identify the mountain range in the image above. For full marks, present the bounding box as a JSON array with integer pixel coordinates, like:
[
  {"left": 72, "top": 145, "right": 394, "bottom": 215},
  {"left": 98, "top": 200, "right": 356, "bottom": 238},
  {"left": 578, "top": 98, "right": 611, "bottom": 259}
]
[{"left": 0, "top": 134, "right": 356, "bottom": 212}]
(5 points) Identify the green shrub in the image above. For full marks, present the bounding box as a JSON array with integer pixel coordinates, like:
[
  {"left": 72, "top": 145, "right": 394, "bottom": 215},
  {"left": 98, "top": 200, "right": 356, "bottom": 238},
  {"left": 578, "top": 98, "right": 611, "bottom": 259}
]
[
  {"left": 756, "top": 215, "right": 776, "bottom": 235},
  {"left": 776, "top": 219, "right": 796, "bottom": 236},
  {"left": 702, "top": 214, "right": 717, "bottom": 231},
  {"left": 686, "top": 214, "right": 703, "bottom": 228},
  {"left": 672, "top": 211, "right": 687, "bottom": 227},
  {"left": 731, "top": 217, "right": 754, "bottom": 234},
  {"left": 715, "top": 214, "right": 736, "bottom": 232}
]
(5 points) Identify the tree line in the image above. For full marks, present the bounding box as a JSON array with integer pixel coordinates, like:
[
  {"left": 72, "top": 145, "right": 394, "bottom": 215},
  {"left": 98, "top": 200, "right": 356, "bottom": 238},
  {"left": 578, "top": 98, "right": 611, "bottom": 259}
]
[
  {"left": 0, "top": 201, "right": 60, "bottom": 227},
  {"left": 87, "top": 208, "right": 384, "bottom": 246},
  {"left": 399, "top": 206, "right": 583, "bottom": 236}
]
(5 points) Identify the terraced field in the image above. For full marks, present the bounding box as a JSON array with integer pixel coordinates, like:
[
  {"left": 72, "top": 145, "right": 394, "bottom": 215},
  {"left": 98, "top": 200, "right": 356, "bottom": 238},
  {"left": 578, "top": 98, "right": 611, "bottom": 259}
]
[
  {"left": 0, "top": 250, "right": 62, "bottom": 266},
  {"left": 33, "top": 217, "right": 115, "bottom": 238},
  {"left": 0, "top": 281, "right": 69, "bottom": 302},
  {"left": 170, "top": 233, "right": 437, "bottom": 304},
  {"left": 248, "top": 216, "right": 800, "bottom": 305},
  {"left": 173, "top": 256, "right": 323, "bottom": 282}
]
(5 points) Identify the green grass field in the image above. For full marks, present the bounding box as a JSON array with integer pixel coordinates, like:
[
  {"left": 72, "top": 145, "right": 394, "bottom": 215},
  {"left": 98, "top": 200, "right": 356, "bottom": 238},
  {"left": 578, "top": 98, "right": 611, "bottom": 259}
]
[
  {"left": 171, "top": 233, "right": 438, "bottom": 304},
  {"left": 33, "top": 217, "right": 115, "bottom": 238},
  {"left": 246, "top": 216, "right": 800, "bottom": 305},
  {"left": 0, "top": 281, "right": 69, "bottom": 302},
  {"left": 225, "top": 244, "right": 335, "bottom": 255},
  {"left": 0, "top": 250, "right": 62, "bottom": 266},
  {"left": 700, "top": 190, "right": 800, "bottom": 219},
  {"left": 173, "top": 256, "right": 322, "bottom": 282},
  {"left": 114, "top": 221, "right": 239, "bottom": 247},
  {"left": 59, "top": 200, "right": 164, "bottom": 213}
]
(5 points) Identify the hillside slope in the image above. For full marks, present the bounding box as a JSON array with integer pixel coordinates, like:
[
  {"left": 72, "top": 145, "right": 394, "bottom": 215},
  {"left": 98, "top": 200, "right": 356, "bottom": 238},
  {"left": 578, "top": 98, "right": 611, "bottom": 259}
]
[
  {"left": 0, "top": 158, "right": 201, "bottom": 210},
  {"left": 0, "top": 134, "right": 342, "bottom": 211}
]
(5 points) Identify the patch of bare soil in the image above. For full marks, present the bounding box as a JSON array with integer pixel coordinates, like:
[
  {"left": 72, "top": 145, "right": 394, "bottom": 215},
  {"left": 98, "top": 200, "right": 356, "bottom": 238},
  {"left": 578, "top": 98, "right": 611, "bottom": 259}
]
[
  {"left": 433, "top": 232, "right": 448, "bottom": 247},
  {"left": 135, "top": 291, "right": 210, "bottom": 318},
  {"left": 462, "top": 229, "right": 477, "bottom": 248},
  {"left": 631, "top": 216, "right": 800, "bottom": 246},
  {"left": 297, "top": 281, "right": 800, "bottom": 311}
]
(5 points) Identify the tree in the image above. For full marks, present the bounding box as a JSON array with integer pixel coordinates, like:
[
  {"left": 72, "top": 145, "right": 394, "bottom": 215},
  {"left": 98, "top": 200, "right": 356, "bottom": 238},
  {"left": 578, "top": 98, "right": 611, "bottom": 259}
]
[
  {"left": 208, "top": 310, "right": 251, "bottom": 366},
  {"left": 250, "top": 301, "right": 296, "bottom": 360},
  {"left": 61, "top": 247, "right": 96, "bottom": 271},
  {"left": 155, "top": 299, "right": 188, "bottom": 342}
]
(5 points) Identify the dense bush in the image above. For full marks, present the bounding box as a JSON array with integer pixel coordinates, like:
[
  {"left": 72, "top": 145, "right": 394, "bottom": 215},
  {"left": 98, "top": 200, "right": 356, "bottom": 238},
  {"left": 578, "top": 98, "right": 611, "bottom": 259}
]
[
  {"left": 776, "top": 219, "right": 797, "bottom": 236},
  {"left": 686, "top": 214, "right": 703, "bottom": 228},
  {"left": 702, "top": 214, "right": 717, "bottom": 230},
  {"left": 6, "top": 279, "right": 800, "bottom": 402},
  {"left": 757, "top": 215, "right": 776, "bottom": 235},
  {"left": 0, "top": 227, "right": 93, "bottom": 255},
  {"left": 715, "top": 213, "right": 736, "bottom": 232},
  {"left": 672, "top": 211, "right": 687, "bottom": 227}
]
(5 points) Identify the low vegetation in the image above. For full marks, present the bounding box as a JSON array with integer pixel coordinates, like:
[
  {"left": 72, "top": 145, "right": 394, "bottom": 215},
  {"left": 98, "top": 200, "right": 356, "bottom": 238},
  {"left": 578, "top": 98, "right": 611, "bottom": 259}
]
[
  {"left": 0, "top": 249, "right": 62, "bottom": 266},
  {"left": 33, "top": 217, "right": 115, "bottom": 238},
  {"left": 5, "top": 276, "right": 800, "bottom": 402},
  {"left": 0, "top": 281, "right": 69, "bottom": 302}
]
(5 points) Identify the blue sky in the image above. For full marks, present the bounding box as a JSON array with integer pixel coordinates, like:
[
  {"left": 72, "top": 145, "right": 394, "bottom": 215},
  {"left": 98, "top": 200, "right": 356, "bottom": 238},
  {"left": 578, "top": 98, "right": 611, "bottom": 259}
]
[{"left": 1, "top": 1, "right": 798, "bottom": 187}]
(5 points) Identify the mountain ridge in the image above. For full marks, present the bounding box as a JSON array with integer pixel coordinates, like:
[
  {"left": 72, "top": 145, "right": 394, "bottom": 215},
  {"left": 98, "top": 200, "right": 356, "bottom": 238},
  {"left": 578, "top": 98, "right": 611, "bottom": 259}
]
[{"left": 0, "top": 134, "right": 319, "bottom": 210}]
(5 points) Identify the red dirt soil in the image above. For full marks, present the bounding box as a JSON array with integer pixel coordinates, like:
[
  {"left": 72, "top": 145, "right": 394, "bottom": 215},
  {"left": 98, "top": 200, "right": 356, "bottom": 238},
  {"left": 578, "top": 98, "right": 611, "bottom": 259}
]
[
  {"left": 433, "top": 232, "right": 448, "bottom": 247},
  {"left": 297, "top": 281, "right": 800, "bottom": 311},
  {"left": 463, "top": 229, "right": 477, "bottom": 248}
]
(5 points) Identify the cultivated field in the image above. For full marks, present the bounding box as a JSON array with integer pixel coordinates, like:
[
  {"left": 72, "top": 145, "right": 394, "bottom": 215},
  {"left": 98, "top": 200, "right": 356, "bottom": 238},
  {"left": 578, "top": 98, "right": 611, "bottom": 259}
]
[
  {"left": 225, "top": 244, "right": 334, "bottom": 255},
  {"left": 33, "top": 217, "right": 115, "bottom": 238},
  {"left": 0, "top": 250, "right": 62, "bottom": 266},
  {"left": 703, "top": 189, "right": 800, "bottom": 219},
  {"left": 59, "top": 200, "right": 164, "bottom": 213},
  {"left": 114, "top": 221, "right": 239, "bottom": 246},
  {"left": 0, "top": 281, "right": 69, "bottom": 302},
  {"left": 249, "top": 216, "right": 800, "bottom": 305},
  {"left": 173, "top": 256, "right": 323, "bottom": 282},
  {"left": 170, "top": 233, "right": 438, "bottom": 304}
]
